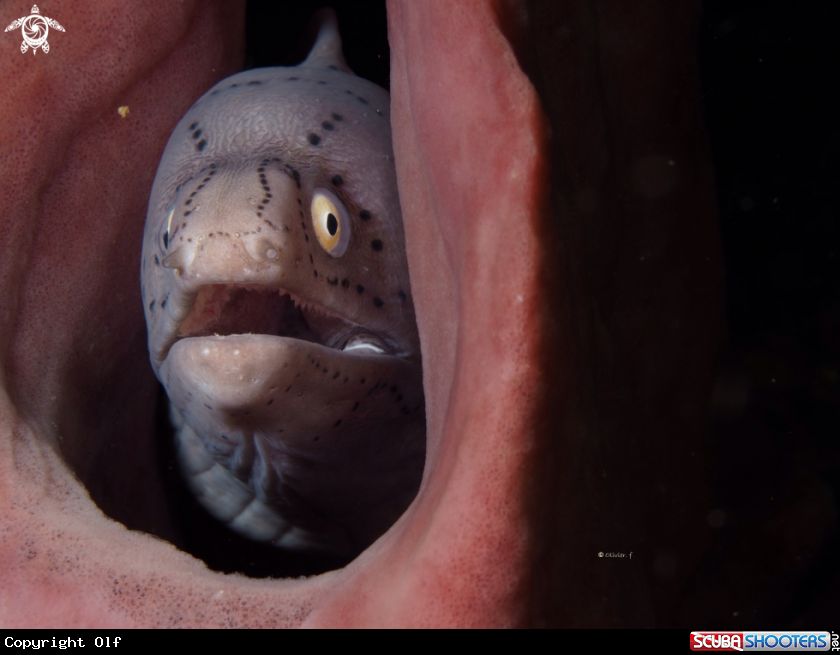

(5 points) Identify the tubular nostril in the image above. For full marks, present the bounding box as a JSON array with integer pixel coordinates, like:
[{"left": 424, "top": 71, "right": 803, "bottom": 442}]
[
  {"left": 162, "top": 250, "right": 187, "bottom": 271},
  {"left": 242, "top": 237, "right": 283, "bottom": 264}
]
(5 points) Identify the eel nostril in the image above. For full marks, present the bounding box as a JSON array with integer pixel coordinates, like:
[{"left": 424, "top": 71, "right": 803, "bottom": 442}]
[{"left": 161, "top": 250, "right": 187, "bottom": 271}]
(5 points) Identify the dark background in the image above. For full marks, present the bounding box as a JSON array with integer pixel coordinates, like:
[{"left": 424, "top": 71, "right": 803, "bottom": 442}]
[
  {"left": 159, "top": 0, "right": 839, "bottom": 626},
  {"left": 690, "top": 0, "right": 839, "bottom": 628}
]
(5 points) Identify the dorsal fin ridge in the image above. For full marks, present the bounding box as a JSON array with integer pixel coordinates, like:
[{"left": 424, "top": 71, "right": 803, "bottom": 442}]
[{"left": 302, "top": 8, "right": 352, "bottom": 74}]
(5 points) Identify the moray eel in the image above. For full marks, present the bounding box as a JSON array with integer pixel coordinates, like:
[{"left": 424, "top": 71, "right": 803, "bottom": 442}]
[{"left": 141, "top": 10, "right": 424, "bottom": 554}]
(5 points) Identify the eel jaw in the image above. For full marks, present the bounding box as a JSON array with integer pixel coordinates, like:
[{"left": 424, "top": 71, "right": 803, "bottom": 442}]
[
  {"left": 163, "top": 282, "right": 396, "bottom": 368},
  {"left": 156, "top": 281, "right": 426, "bottom": 554}
]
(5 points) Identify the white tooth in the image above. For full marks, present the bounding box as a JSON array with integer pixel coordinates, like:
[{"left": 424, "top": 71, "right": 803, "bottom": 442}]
[{"left": 343, "top": 341, "right": 385, "bottom": 355}]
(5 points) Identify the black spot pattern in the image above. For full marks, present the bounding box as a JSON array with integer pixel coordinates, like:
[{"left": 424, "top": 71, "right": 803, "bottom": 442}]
[
  {"left": 371, "top": 239, "right": 383, "bottom": 251},
  {"left": 356, "top": 285, "right": 365, "bottom": 294},
  {"left": 332, "top": 113, "right": 343, "bottom": 121},
  {"left": 322, "top": 122, "right": 334, "bottom": 131},
  {"left": 256, "top": 160, "right": 272, "bottom": 218},
  {"left": 332, "top": 174, "right": 343, "bottom": 186},
  {"left": 287, "top": 167, "right": 301, "bottom": 189},
  {"left": 308, "top": 133, "right": 321, "bottom": 146},
  {"left": 374, "top": 298, "right": 384, "bottom": 308},
  {"left": 359, "top": 210, "right": 371, "bottom": 221}
]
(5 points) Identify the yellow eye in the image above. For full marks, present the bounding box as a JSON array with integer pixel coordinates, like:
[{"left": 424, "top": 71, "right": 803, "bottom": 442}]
[{"left": 311, "top": 188, "right": 350, "bottom": 257}]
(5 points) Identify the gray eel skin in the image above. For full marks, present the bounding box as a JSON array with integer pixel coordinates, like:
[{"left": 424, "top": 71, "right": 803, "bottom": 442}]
[{"left": 141, "top": 10, "right": 424, "bottom": 555}]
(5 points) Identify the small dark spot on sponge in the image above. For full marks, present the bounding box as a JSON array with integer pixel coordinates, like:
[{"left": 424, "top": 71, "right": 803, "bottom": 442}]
[
  {"left": 371, "top": 239, "right": 383, "bottom": 251},
  {"left": 308, "top": 133, "right": 321, "bottom": 146}
]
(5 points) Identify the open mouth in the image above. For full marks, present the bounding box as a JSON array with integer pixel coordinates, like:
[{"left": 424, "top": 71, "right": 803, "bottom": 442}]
[{"left": 174, "top": 284, "right": 391, "bottom": 357}]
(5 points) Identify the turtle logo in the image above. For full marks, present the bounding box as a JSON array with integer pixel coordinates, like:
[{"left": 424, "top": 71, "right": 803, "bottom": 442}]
[{"left": 5, "top": 5, "right": 65, "bottom": 55}]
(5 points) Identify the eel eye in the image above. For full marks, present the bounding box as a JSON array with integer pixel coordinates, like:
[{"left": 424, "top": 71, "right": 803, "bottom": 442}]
[
  {"left": 162, "top": 205, "right": 175, "bottom": 251},
  {"left": 311, "top": 188, "right": 350, "bottom": 257}
]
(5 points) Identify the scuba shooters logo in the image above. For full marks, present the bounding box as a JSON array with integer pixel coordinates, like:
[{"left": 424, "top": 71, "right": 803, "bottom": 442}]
[
  {"left": 4, "top": 5, "right": 65, "bottom": 55},
  {"left": 690, "top": 632, "right": 837, "bottom": 651}
]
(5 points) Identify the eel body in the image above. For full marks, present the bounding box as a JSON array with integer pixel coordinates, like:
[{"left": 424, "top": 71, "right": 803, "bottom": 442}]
[{"left": 141, "top": 10, "right": 424, "bottom": 554}]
